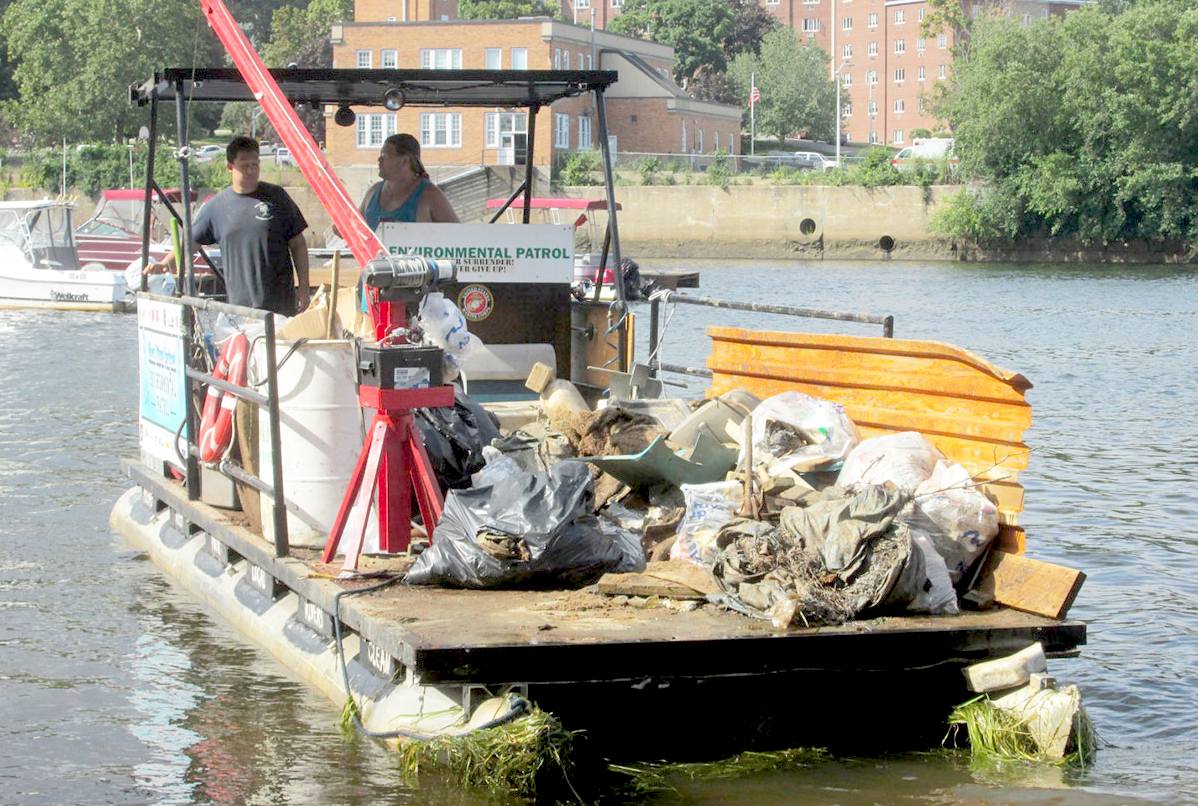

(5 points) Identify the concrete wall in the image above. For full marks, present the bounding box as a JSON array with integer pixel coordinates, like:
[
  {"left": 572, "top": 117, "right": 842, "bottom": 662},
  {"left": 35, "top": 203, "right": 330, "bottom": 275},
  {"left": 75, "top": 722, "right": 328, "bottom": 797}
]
[{"left": 572, "top": 184, "right": 957, "bottom": 260}]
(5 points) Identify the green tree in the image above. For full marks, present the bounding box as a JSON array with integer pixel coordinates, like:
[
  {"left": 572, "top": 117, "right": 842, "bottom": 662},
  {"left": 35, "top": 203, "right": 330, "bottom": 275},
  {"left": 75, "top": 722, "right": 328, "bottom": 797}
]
[
  {"left": 609, "top": 0, "right": 734, "bottom": 87},
  {"left": 1, "top": 0, "right": 223, "bottom": 144},
  {"left": 728, "top": 28, "right": 836, "bottom": 142},
  {"left": 262, "top": 0, "right": 352, "bottom": 67},
  {"left": 458, "top": 0, "right": 561, "bottom": 20},
  {"left": 935, "top": 0, "right": 1198, "bottom": 244}
]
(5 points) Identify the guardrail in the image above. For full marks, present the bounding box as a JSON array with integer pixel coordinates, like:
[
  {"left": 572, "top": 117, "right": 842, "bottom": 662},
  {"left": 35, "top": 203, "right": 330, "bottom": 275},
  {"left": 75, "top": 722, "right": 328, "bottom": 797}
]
[{"left": 647, "top": 290, "right": 894, "bottom": 380}]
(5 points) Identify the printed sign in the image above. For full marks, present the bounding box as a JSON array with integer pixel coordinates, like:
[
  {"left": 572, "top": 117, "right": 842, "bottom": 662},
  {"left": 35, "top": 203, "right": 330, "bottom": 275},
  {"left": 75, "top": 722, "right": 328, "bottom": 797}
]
[
  {"left": 378, "top": 223, "right": 574, "bottom": 284},
  {"left": 137, "top": 297, "right": 187, "bottom": 466}
]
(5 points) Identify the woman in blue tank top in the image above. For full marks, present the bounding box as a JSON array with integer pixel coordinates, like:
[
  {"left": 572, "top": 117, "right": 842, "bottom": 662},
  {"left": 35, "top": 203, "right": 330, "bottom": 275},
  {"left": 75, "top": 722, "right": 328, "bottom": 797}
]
[{"left": 360, "top": 133, "right": 459, "bottom": 230}]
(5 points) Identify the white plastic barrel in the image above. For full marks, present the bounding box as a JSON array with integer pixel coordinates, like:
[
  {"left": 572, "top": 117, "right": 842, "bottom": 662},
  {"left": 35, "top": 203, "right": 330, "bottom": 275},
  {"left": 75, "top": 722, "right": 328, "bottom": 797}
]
[{"left": 255, "top": 339, "right": 377, "bottom": 551}]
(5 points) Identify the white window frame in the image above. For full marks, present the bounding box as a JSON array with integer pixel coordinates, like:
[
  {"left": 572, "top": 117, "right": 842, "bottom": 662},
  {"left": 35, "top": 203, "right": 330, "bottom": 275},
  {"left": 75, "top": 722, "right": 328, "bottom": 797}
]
[
  {"left": 714, "top": 131, "right": 720, "bottom": 151},
  {"left": 419, "top": 112, "right": 461, "bottom": 148},
  {"left": 485, "top": 48, "right": 502, "bottom": 70},
  {"left": 868, "top": 100, "right": 877, "bottom": 116},
  {"left": 355, "top": 50, "right": 372, "bottom": 69},
  {"left": 554, "top": 113, "right": 570, "bottom": 148},
  {"left": 869, "top": 130, "right": 878, "bottom": 144},
  {"left": 894, "top": 67, "right": 905, "bottom": 83},
  {"left": 893, "top": 129, "right": 905, "bottom": 144},
  {"left": 843, "top": 43, "right": 853, "bottom": 58},
  {"left": 766, "top": 0, "right": 779, "bottom": 5},
  {"left": 554, "top": 48, "right": 561, "bottom": 69},
  {"left": 576, "top": 0, "right": 590, "bottom": 7},
  {"left": 612, "top": 0, "right": 622, "bottom": 6},
  {"left": 867, "top": 69, "right": 878, "bottom": 85},
  {"left": 356, "top": 113, "right": 396, "bottom": 149},
  {"left": 894, "top": 98, "right": 905, "bottom": 113},
  {"left": 420, "top": 49, "right": 462, "bottom": 69},
  {"left": 697, "top": 129, "right": 704, "bottom": 152},
  {"left": 485, "top": 111, "right": 528, "bottom": 148},
  {"left": 895, "top": 39, "right": 905, "bottom": 54},
  {"left": 381, "top": 49, "right": 398, "bottom": 68},
  {"left": 842, "top": 73, "right": 853, "bottom": 87},
  {"left": 895, "top": 8, "right": 905, "bottom": 24},
  {"left": 803, "top": 0, "right": 819, "bottom": 5},
  {"left": 563, "top": 50, "right": 570, "bottom": 69},
  {"left": 802, "top": 17, "right": 820, "bottom": 32},
  {"left": 938, "top": 63, "right": 947, "bottom": 79},
  {"left": 842, "top": 15, "right": 852, "bottom": 29},
  {"left": 938, "top": 33, "right": 948, "bottom": 48},
  {"left": 578, "top": 116, "right": 592, "bottom": 149},
  {"left": 868, "top": 41, "right": 878, "bottom": 56},
  {"left": 917, "top": 37, "right": 926, "bottom": 51},
  {"left": 918, "top": 7, "right": 925, "bottom": 20},
  {"left": 867, "top": 11, "right": 878, "bottom": 28},
  {"left": 918, "top": 65, "right": 926, "bottom": 81},
  {"left": 843, "top": 101, "right": 852, "bottom": 116},
  {"left": 511, "top": 48, "right": 528, "bottom": 70}
]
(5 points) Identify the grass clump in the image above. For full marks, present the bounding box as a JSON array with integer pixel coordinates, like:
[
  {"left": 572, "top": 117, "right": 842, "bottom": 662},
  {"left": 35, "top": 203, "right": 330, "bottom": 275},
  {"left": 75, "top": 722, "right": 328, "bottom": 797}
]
[
  {"left": 394, "top": 705, "right": 580, "bottom": 799},
  {"left": 947, "top": 695, "right": 1096, "bottom": 767},
  {"left": 610, "top": 747, "right": 828, "bottom": 795}
]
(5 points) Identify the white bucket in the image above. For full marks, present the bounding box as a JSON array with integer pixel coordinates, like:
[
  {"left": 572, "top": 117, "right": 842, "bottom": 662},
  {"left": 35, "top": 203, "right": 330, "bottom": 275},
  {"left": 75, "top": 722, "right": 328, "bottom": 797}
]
[{"left": 255, "top": 339, "right": 377, "bottom": 551}]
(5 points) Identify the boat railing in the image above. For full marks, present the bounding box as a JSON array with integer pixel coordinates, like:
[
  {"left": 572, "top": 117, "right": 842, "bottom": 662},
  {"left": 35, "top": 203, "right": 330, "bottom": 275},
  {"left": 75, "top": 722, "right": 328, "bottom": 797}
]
[
  {"left": 647, "top": 290, "right": 894, "bottom": 380},
  {"left": 168, "top": 293, "right": 292, "bottom": 557}
]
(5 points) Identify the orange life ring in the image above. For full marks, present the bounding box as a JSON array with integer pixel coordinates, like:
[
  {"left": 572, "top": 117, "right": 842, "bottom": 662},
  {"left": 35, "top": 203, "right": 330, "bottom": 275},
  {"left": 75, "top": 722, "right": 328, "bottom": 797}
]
[{"left": 198, "top": 332, "right": 249, "bottom": 464}]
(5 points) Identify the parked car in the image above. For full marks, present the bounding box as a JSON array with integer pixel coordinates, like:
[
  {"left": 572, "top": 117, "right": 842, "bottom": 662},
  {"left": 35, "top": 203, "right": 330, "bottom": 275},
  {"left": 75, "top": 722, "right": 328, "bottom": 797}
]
[
  {"left": 792, "top": 151, "right": 837, "bottom": 171},
  {"left": 891, "top": 138, "right": 958, "bottom": 173},
  {"left": 194, "top": 144, "right": 225, "bottom": 163},
  {"left": 274, "top": 147, "right": 295, "bottom": 166}
]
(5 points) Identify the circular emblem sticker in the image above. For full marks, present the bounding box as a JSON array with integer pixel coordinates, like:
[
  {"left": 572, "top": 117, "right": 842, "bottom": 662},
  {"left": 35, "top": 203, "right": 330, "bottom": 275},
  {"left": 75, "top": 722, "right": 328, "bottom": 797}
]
[{"left": 458, "top": 284, "right": 494, "bottom": 322}]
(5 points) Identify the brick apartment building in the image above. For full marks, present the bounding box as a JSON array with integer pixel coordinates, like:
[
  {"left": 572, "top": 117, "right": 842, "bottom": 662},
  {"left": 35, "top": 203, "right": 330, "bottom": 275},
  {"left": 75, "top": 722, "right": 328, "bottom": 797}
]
[{"left": 326, "top": 16, "right": 742, "bottom": 169}]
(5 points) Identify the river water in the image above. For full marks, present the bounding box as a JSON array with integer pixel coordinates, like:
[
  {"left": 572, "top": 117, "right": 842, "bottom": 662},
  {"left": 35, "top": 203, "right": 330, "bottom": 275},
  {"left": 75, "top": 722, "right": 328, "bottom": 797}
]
[{"left": 0, "top": 260, "right": 1194, "bottom": 804}]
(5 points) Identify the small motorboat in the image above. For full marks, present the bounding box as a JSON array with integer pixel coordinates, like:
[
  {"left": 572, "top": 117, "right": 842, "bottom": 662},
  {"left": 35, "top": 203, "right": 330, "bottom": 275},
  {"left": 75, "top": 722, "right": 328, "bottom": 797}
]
[
  {"left": 75, "top": 188, "right": 219, "bottom": 276},
  {"left": 0, "top": 200, "right": 132, "bottom": 312}
]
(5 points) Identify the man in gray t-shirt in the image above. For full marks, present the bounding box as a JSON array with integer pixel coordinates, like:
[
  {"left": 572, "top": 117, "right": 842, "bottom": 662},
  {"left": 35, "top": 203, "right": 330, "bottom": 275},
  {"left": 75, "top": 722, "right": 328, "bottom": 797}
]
[{"left": 149, "top": 137, "right": 309, "bottom": 315}]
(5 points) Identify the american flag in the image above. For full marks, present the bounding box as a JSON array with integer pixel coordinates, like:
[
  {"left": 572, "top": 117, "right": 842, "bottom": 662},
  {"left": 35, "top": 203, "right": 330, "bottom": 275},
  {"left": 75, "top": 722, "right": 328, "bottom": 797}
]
[{"left": 750, "top": 86, "right": 761, "bottom": 105}]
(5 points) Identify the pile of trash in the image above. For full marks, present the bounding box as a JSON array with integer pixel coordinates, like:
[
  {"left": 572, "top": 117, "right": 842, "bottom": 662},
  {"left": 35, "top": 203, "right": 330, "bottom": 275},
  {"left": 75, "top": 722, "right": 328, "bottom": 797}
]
[{"left": 406, "top": 363, "right": 1001, "bottom": 627}]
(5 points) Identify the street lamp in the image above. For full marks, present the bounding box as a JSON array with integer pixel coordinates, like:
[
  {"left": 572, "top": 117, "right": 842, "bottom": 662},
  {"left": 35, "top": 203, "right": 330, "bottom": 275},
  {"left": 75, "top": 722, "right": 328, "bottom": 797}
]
[{"left": 834, "top": 60, "right": 853, "bottom": 168}]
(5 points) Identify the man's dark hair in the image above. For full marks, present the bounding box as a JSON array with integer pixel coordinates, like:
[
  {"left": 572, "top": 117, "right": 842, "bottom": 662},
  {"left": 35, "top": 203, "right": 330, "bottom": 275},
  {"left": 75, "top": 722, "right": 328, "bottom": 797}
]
[{"left": 226, "top": 136, "right": 260, "bottom": 164}]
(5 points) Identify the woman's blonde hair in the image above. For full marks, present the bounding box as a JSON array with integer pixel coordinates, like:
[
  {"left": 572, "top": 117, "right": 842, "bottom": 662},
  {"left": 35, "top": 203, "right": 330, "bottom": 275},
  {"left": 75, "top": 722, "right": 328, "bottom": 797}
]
[{"left": 383, "top": 133, "right": 429, "bottom": 179}]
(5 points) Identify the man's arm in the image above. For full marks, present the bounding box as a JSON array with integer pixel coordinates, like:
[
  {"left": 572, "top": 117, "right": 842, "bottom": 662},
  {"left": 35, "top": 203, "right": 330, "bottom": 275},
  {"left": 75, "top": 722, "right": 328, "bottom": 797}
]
[{"left": 288, "top": 233, "right": 310, "bottom": 312}]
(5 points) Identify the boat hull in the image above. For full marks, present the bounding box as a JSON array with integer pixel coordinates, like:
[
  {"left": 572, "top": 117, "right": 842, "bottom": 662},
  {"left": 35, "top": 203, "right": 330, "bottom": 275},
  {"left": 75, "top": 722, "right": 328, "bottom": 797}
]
[{"left": 0, "top": 267, "right": 132, "bottom": 312}]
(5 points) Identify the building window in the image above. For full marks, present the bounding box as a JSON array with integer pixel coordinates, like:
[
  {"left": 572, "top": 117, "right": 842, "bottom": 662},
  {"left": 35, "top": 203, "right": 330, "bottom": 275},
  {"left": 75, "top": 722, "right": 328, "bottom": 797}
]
[
  {"left": 867, "top": 69, "right": 878, "bottom": 85},
  {"left": 843, "top": 43, "right": 853, "bottom": 58},
  {"left": 577, "top": 116, "right": 592, "bottom": 149},
  {"left": 895, "top": 8, "right": 905, "bottom": 24},
  {"left": 918, "top": 97, "right": 926, "bottom": 113},
  {"left": 917, "top": 37, "right": 926, "bottom": 51},
  {"left": 869, "top": 130, "right": 878, "bottom": 144},
  {"left": 868, "top": 41, "right": 878, "bottom": 56},
  {"left": 587, "top": 53, "right": 593, "bottom": 69},
  {"left": 868, "top": 100, "right": 877, "bottom": 116},
  {"left": 919, "top": 7, "right": 925, "bottom": 20},
  {"left": 803, "top": 0, "right": 818, "bottom": 5},
  {"left": 842, "top": 73, "right": 852, "bottom": 87},
  {"left": 842, "top": 15, "right": 852, "bottom": 29},
  {"left": 1022, "top": 12, "right": 1031, "bottom": 24},
  {"left": 485, "top": 112, "right": 528, "bottom": 147},
  {"left": 1041, "top": 7, "right": 1050, "bottom": 16},
  {"left": 894, "top": 98, "right": 905, "bottom": 113},
  {"left": 612, "top": 0, "right": 621, "bottom": 6},
  {"left": 381, "top": 49, "right": 397, "bottom": 68},
  {"left": 554, "top": 114, "right": 570, "bottom": 148},
  {"left": 894, "top": 67, "right": 905, "bottom": 83},
  {"left": 938, "top": 33, "right": 948, "bottom": 48},
  {"left": 564, "top": 50, "right": 570, "bottom": 69},
  {"left": 576, "top": 0, "right": 589, "bottom": 6},
  {"left": 714, "top": 131, "right": 720, "bottom": 151},
  {"left": 420, "top": 112, "right": 461, "bottom": 147},
  {"left": 767, "top": 0, "right": 779, "bottom": 5},
  {"left": 356, "top": 113, "right": 395, "bottom": 148},
  {"left": 511, "top": 48, "right": 528, "bottom": 69},
  {"left": 420, "top": 49, "right": 461, "bottom": 69},
  {"left": 554, "top": 48, "right": 561, "bottom": 69},
  {"left": 802, "top": 17, "right": 820, "bottom": 32},
  {"left": 893, "top": 129, "right": 905, "bottom": 144},
  {"left": 485, "top": 48, "right": 501, "bottom": 69},
  {"left": 697, "top": 129, "right": 703, "bottom": 152},
  {"left": 918, "top": 65, "right": 926, "bottom": 80},
  {"left": 867, "top": 11, "right": 877, "bottom": 27},
  {"left": 843, "top": 101, "right": 852, "bottom": 116},
  {"left": 895, "top": 39, "right": 905, "bottom": 54},
  {"left": 355, "top": 50, "right": 372, "bottom": 69},
  {"left": 938, "top": 63, "right": 947, "bottom": 79}
]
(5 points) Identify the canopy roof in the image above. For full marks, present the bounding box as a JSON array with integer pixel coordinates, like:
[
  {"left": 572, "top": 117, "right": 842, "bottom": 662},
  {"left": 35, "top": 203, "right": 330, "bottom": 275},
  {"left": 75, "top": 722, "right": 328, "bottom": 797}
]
[
  {"left": 486, "top": 197, "right": 620, "bottom": 211},
  {"left": 100, "top": 188, "right": 194, "bottom": 201},
  {"left": 132, "top": 68, "right": 619, "bottom": 108}
]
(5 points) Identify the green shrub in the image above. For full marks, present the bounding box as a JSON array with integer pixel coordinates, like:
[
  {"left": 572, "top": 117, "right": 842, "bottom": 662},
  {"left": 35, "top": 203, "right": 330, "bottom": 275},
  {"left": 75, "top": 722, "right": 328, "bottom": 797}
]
[
  {"left": 930, "top": 186, "right": 1025, "bottom": 240},
  {"left": 637, "top": 156, "right": 662, "bottom": 185},
  {"left": 844, "top": 147, "right": 903, "bottom": 188},
  {"left": 20, "top": 143, "right": 231, "bottom": 196},
  {"left": 558, "top": 150, "right": 602, "bottom": 186},
  {"left": 705, "top": 148, "right": 732, "bottom": 189}
]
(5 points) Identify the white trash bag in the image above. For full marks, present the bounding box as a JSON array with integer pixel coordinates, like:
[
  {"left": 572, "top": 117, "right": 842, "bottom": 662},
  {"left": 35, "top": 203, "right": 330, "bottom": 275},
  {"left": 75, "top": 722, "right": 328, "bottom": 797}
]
[
  {"left": 911, "top": 460, "right": 1000, "bottom": 582},
  {"left": 669, "top": 480, "right": 744, "bottom": 567},
  {"left": 906, "top": 531, "right": 960, "bottom": 615},
  {"left": 417, "top": 292, "right": 480, "bottom": 357},
  {"left": 837, "top": 431, "right": 943, "bottom": 489},
  {"left": 747, "top": 391, "right": 860, "bottom": 474}
]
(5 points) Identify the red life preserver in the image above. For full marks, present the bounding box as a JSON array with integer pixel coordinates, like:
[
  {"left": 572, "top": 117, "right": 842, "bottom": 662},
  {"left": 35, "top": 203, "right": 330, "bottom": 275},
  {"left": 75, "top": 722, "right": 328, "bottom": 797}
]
[{"left": 198, "top": 332, "right": 249, "bottom": 464}]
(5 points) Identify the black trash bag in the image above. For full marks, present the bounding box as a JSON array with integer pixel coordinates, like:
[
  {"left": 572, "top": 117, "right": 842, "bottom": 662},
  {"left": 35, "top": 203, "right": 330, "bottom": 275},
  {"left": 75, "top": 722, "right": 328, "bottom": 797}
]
[
  {"left": 405, "top": 461, "right": 627, "bottom": 589},
  {"left": 414, "top": 389, "right": 502, "bottom": 492}
]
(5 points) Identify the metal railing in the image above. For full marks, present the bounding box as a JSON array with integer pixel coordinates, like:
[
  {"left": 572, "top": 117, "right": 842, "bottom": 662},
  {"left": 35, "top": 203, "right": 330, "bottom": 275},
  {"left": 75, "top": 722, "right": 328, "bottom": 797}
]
[
  {"left": 164, "top": 293, "right": 292, "bottom": 557},
  {"left": 647, "top": 290, "right": 894, "bottom": 380}
]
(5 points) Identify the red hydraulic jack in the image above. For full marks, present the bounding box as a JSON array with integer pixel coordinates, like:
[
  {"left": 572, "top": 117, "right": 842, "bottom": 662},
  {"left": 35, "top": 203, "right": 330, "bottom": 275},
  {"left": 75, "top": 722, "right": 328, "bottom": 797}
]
[{"left": 321, "top": 257, "right": 456, "bottom": 574}]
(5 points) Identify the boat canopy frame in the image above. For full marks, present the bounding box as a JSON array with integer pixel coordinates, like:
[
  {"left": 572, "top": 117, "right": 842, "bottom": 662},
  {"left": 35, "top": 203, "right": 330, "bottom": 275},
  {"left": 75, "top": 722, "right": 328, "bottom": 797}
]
[{"left": 130, "top": 67, "right": 632, "bottom": 327}]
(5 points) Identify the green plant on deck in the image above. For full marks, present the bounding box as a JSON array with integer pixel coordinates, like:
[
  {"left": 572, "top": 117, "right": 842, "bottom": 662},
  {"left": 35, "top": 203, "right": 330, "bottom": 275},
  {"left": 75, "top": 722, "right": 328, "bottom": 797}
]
[
  {"left": 946, "top": 695, "right": 1096, "bottom": 767},
  {"left": 611, "top": 747, "right": 829, "bottom": 795},
  {"left": 393, "top": 705, "right": 580, "bottom": 799},
  {"left": 559, "top": 150, "right": 602, "bottom": 187}
]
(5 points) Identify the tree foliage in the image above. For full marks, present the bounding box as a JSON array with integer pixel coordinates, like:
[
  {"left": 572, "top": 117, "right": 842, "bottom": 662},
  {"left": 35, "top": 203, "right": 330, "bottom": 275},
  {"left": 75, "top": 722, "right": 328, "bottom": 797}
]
[
  {"left": 935, "top": 0, "right": 1198, "bottom": 244},
  {"left": 457, "top": 0, "right": 561, "bottom": 20},
  {"left": 21, "top": 142, "right": 230, "bottom": 195},
  {"left": 1, "top": 0, "right": 227, "bottom": 144},
  {"left": 609, "top": 0, "right": 734, "bottom": 87},
  {"left": 262, "top": 0, "right": 352, "bottom": 66},
  {"left": 728, "top": 28, "right": 836, "bottom": 141}
]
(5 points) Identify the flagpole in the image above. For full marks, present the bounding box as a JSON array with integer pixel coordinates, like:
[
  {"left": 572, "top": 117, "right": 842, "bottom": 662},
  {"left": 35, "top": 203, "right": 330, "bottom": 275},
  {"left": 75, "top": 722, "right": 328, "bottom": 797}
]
[{"left": 750, "top": 72, "right": 756, "bottom": 156}]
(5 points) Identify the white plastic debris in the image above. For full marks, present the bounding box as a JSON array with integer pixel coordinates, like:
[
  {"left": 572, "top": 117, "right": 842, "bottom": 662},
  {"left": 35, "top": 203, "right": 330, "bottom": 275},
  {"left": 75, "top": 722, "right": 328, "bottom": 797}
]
[{"left": 962, "top": 642, "right": 1048, "bottom": 693}]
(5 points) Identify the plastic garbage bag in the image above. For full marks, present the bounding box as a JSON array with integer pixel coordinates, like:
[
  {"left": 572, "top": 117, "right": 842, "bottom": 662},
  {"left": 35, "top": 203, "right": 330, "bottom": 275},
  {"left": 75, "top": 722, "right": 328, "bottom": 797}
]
[
  {"left": 669, "top": 480, "right": 744, "bottom": 567},
  {"left": 909, "top": 460, "right": 999, "bottom": 582},
  {"left": 906, "top": 531, "right": 960, "bottom": 615},
  {"left": 746, "top": 392, "right": 860, "bottom": 474},
  {"left": 836, "top": 431, "right": 943, "bottom": 489},
  {"left": 417, "top": 292, "right": 480, "bottom": 357},
  {"left": 405, "top": 461, "right": 629, "bottom": 588},
  {"left": 415, "top": 389, "right": 502, "bottom": 492}
]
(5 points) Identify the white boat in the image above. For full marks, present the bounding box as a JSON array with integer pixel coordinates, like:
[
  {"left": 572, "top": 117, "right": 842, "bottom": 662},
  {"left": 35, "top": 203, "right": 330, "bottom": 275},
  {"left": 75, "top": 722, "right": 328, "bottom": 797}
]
[{"left": 0, "top": 200, "right": 132, "bottom": 312}]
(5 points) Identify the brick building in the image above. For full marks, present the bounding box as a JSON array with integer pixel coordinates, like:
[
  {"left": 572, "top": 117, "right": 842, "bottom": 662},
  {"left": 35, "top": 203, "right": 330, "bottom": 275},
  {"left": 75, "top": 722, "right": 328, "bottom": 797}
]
[{"left": 326, "top": 17, "right": 742, "bottom": 169}]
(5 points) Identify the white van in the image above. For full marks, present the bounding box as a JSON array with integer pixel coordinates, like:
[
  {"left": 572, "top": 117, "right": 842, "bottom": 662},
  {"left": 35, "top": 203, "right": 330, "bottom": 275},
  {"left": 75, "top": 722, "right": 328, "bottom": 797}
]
[{"left": 891, "top": 138, "right": 957, "bottom": 172}]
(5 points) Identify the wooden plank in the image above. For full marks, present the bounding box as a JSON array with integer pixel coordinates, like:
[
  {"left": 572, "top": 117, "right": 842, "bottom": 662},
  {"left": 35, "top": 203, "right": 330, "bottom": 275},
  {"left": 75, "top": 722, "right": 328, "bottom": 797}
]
[
  {"left": 597, "top": 560, "right": 719, "bottom": 598},
  {"left": 979, "top": 551, "right": 1085, "bottom": 619}
]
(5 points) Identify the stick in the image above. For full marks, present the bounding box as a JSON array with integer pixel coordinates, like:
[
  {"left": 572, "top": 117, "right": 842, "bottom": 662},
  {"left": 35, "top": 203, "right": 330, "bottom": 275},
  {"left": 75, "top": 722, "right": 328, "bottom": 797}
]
[{"left": 326, "top": 250, "right": 340, "bottom": 339}]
